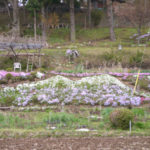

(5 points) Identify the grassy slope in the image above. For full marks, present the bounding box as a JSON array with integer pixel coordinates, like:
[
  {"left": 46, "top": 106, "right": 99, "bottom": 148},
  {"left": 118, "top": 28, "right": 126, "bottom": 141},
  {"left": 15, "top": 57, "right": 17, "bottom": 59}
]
[{"left": 48, "top": 27, "right": 149, "bottom": 45}]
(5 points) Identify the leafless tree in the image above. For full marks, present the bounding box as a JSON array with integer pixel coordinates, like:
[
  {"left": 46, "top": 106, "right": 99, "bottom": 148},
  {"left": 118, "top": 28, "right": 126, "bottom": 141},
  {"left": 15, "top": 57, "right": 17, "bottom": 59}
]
[
  {"left": 115, "top": 0, "right": 150, "bottom": 36},
  {"left": 9, "top": 0, "right": 20, "bottom": 37},
  {"left": 87, "top": 0, "right": 92, "bottom": 28},
  {"left": 70, "top": 0, "right": 76, "bottom": 42},
  {"left": 107, "top": 0, "right": 116, "bottom": 41}
]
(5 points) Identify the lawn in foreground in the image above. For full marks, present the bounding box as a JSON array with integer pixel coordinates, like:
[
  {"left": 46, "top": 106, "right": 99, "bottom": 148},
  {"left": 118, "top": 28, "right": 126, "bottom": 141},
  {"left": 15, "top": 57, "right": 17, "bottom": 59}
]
[{"left": 0, "top": 106, "right": 150, "bottom": 138}]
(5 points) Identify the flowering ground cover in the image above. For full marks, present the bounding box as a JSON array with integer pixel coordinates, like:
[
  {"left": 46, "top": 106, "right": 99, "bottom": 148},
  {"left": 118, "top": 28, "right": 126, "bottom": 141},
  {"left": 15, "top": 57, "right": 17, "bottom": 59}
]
[
  {"left": 0, "top": 74, "right": 145, "bottom": 107},
  {"left": 0, "top": 70, "right": 30, "bottom": 80},
  {"left": 50, "top": 70, "right": 150, "bottom": 78}
]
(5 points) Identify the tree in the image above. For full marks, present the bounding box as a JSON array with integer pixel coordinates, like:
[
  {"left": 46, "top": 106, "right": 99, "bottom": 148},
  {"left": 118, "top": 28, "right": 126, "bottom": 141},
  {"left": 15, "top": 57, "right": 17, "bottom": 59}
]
[
  {"left": 26, "top": 0, "right": 40, "bottom": 42},
  {"left": 70, "top": 0, "right": 76, "bottom": 42},
  {"left": 106, "top": 0, "right": 116, "bottom": 41},
  {"left": 39, "top": 0, "right": 61, "bottom": 44},
  {"left": 87, "top": 0, "right": 92, "bottom": 28},
  {"left": 9, "top": 0, "right": 20, "bottom": 37},
  {"left": 115, "top": 0, "right": 150, "bottom": 36},
  {"left": 106, "top": 0, "right": 125, "bottom": 41},
  {"left": 0, "top": 0, "right": 11, "bottom": 21}
]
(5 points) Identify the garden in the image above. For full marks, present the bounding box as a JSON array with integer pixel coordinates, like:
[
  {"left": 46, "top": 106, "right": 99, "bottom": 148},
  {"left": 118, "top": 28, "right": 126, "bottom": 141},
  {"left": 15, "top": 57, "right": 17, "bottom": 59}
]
[{"left": 0, "top": 0, "right": 150, "bottom": 149}]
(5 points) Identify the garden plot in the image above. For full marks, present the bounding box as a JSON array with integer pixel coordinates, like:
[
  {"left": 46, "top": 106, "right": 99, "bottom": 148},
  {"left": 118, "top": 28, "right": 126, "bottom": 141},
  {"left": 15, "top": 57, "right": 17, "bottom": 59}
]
[{"left": 0, "top": 74, "right": 142, "bottom": 107}]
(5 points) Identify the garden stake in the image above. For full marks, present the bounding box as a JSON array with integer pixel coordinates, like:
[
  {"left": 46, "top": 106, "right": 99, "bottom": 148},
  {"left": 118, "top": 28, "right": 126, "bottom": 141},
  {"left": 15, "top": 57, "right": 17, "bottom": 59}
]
[
  {"left": 133, "top": 69, "right": 140, "bottom": 95},
  {"left": 129, "top": 120, "right": 132, "bottom": 134}
]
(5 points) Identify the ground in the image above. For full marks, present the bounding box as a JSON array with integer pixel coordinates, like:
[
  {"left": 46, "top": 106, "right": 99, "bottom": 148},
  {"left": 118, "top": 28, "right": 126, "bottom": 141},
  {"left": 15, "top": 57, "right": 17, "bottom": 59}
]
[{"left": 0, "top": 137, "right": 150, "bottom": 150}]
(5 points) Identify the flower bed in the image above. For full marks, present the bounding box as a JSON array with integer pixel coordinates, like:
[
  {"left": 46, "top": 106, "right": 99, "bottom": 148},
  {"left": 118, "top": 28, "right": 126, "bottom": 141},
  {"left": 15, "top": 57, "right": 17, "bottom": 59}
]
[
  {"left": 0, "top": 70, "right": 30, "bottom": 80},
  {"left": 50, "top": 71, "right": 150, "bottom": 91},
  {"left": 50, "top": 71, "right": 150, "bottom": 78},
  {"left": 0, "top": 75, "right": 145, "bottom": 107}
]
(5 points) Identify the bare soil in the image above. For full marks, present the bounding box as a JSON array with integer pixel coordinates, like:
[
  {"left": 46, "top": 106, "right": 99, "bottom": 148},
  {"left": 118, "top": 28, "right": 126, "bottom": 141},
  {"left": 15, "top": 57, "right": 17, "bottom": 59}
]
[{"left": 0, "top": 137, "right": 150, "bottom": 150}]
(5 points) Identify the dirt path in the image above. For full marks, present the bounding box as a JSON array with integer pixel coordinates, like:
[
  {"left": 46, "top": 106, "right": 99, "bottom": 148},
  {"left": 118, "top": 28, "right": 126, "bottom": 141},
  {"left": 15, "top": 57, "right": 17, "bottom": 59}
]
[{"left": 0, "top": 137, "right": 150, "bottom": 150}]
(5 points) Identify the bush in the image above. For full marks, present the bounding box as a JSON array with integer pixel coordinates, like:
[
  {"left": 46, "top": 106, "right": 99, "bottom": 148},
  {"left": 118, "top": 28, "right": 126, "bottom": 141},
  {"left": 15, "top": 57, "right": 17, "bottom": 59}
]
[
  {"left": 27, "top": 75, "right": 35, "bottom": 81},
  {"left": 129, "top": 51, "right": 144, "bottom": 67},
  {"left": 30, "top": 71, "right": 37, "bottom": 78},
  {"left": 134, "top": 122, "right": 145, "bottom": 129},
  {"left": 5, "top": 73, "right": 13, "bottom": 81},
  {"left": 0, "top": 96, "right": 15, "bottom": 106},
  {"left": 138, "top": 79, "right": 149, "bottom": 91},
  {"left": 110, "top": 108, "right": 134, "bottom": 130},
  {"left": 6, "top": 68, "right": 13, "bottom": 72}
]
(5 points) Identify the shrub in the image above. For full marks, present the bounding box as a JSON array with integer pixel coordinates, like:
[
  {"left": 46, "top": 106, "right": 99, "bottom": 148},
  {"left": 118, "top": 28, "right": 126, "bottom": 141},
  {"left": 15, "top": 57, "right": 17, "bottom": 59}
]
[
  {"left": 110, "top": 108, "right": 134, "bottom": 130},
  {"left": 6, "top": 68, "right": 12, "bottom": 72},
  {"left": 27, "top": 75, "right": 35, "bottom": 81},
  {"left": 134, "top": 122, "right": 145, "bottom": 129},
  {"left": 30, "top": 71, "right": 37, "bottom": 78},
  {"left": 138, "top": 79, "right": 149, "bottom": 91},
  {"left": 129, "top": 51, "right": 144, "bottom": 67},
  {"left": 5, "top": 73, "right": 13, "bottom": 81},
  {"left": 0, "top": 96, "right": 15, "bottom": 106}
]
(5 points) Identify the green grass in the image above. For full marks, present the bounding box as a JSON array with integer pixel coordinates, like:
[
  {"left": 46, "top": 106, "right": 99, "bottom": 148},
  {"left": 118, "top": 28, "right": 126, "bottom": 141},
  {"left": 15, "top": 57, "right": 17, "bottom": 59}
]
[
  {"left": 0, "top": 107, "right": 149, "bottom": 138},
  {"left": 47, "top": 27, "right": 149, "bottom": 46}
]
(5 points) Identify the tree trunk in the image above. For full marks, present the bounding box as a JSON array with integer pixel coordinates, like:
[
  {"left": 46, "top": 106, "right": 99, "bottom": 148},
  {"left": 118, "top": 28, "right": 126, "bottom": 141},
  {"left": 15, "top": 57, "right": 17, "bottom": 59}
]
[
  {"left": 23, "top": 0, "right": 26, "bottom": 24},
  {"left": 137, "top": 25, "right": 142, "bottom": 44},
  {"left": 70, "top": 0, "right": 76, "bottom": 42},
  {"left": 84, "top": 14, "right": 87, "bottom": 30},
  {"left": 87, "top": 0, "right": 92, "bottom": 28},
  {"left": 12, "top": 0, "right": 20, "bottom": 37},
  {"left": 34, "top": 9, "right": 37, "bottom": 42},
  {"left": 107, "top": 0, "right": 116, "bottom": 41},
  {"left": 4, "top": 1, "right": 12, "bottom": 21},
  {"left": 41, "top": 6, "right": 46, "bottom": 43}
]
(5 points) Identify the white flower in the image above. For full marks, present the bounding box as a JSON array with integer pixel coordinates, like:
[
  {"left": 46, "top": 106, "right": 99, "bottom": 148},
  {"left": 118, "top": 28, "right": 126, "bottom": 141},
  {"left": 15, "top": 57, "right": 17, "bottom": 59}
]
[{"left": 36, "top": 72, "right": 45, "bottom": 79}]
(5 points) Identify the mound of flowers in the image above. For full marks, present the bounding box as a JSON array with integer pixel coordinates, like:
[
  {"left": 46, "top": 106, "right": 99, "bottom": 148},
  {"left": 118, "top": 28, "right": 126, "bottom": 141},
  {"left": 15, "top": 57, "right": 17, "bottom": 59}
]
[
  {"left": 0, "top": 74, "right": 143, "bottom": 107},
  {"left": 50, "top": 71, "right": 150, "bottom": 92}
]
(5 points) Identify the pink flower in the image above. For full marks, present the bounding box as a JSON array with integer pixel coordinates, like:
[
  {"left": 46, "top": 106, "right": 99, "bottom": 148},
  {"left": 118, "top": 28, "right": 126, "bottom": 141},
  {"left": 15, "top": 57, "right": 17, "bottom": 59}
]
[{"left": 140, "top": 97, "right": 145, "bottom": 103}]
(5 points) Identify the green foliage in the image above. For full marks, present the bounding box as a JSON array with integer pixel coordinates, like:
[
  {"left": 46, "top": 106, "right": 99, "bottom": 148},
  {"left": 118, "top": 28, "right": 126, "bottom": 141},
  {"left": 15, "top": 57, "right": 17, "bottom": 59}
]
[
  {"left": 129, "top": 51, "right": 144, "bottom": 67},
  {"left": 138, "top": 79, "right": 149, "bottom": 91},
  {"left": 102, "top": 50, "right": 122, "bottom": 66},
  {"left": 0, "top": 57, "right": 27, "bottom": 71},
  {"left": 91, "top": 9, "right": 103, "bottom": 27},
  {"left": 0, "top": 96, "right": 16, "bottom": 106},
  {"left": 55, "top": 80, "right": 68, "bottom": 88},
  {"left": 134, "top": 122, "right": 145, "bottom": 129},
  {"left": 110, "top": 108, "right": 134, "bottom": 130},
  {"left": 31, "top": 71, "right": 37, "bottom": 78},
  {"left": 44, "top": 112, "right": 79, "bottom": 127},
  {"left": 5, "top": 73, "right": 13, "bottom": 81},
  {"left": 132, "top": 108, "right": 145, "bottom": 117},
  {"left": 101, "top": 108, "right": 113, "bottom": 119},
  {"left": 26, "top": 0, "right": 41, "bottom": 12},
  {"left": 27, "top": 75, "right": 35, "bottom": 81},
  {"left": 6, "top": 68, "right": 12, "bottom": 72},
  {"left": 0, "top": 113, "right": 27, "bottom": 129}
]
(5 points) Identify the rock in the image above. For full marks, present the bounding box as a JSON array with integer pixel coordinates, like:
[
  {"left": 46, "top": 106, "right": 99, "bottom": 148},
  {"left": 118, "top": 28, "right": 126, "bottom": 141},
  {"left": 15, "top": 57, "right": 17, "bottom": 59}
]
[{"left": 76, "top": 128, "right": 90, "bottom": 132}]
